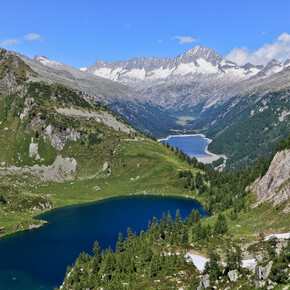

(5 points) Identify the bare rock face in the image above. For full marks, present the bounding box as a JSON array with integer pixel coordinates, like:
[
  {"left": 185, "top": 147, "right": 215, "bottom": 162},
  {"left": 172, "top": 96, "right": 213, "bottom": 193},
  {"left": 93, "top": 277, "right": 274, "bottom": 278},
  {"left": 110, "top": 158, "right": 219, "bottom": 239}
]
[
  {"left": 55, "top": 107, "right": 134, "bottom": 134},
  {"left": 45, "top": 125, "right": 81, "bottom": 151},
  {"left": 29, "top": 138, "right": 40, "bottom": 160},
  {"left": 32, "top": 155, "right": 78, "bottom": 181},
  {"left": 197, "top": 274, "right": 210, "bottom": 289},
  {"left": 252, "top": 149, "right": 290, "bottom": 207},
  {"left": 0, "top": 155, "right": 77, "bottom": 181},
  {"left": 255, "top": 261, "right": 273, "bottom": 288},
  {"left": 228, "top": 269, "right": 239, "bottom": 282}
]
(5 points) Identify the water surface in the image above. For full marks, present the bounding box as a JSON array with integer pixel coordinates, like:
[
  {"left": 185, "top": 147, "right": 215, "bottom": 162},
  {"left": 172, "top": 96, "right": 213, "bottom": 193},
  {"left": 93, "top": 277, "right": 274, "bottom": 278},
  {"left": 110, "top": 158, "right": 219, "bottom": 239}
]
[
  {"left": 160, "top": 135, "right": 211, "bottom": 158},
  {"left": 0, "top": 195, "right": 208, "bottom": 290}
]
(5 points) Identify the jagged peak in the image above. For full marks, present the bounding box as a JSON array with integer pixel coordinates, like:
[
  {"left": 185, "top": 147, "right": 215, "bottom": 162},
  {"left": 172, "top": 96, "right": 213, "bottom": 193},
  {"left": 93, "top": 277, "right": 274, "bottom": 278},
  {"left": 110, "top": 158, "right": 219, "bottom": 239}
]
[
  {"left": 93, "top": 59, "right": 104, "bottom": 65},
  {"left": 265, "top": 59, "right": 282, "bottom": 68},
  {"left": 175, "top": 46, "right": 224, "bottom": 67},
  {"left": 184, "top": 45, "right": 219, "bottom": 55},
  {"left": 242, "top": 63, "right": 256, "bottom": 69},
  {"left": 284, "top": 59, "right": 290, "bottom": 66},
  {"left": 34, "top": 55, "right": 49, "bottom": 61}
]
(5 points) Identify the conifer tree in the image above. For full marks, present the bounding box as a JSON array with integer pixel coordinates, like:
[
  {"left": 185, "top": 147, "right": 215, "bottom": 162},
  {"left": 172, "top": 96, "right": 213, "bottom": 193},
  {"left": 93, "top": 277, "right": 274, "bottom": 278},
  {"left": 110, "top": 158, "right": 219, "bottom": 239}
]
[
  {"left": 116, "top": 233, "right": 124, "bottom": 254},
  {"left": 167, "top": 211, "right": 173, "bottom": 231},
  {"left": 203, "top": 249, "right": 222, "bottom": 285},
  {"left": 214, "top": 214, "right": 228, "bottom": 234},
  {"left": 93, "top": 241, "right": 101, "bottom": 263},
  {"left": 175, "top": 209, "right": 181, "bottom": 224}
]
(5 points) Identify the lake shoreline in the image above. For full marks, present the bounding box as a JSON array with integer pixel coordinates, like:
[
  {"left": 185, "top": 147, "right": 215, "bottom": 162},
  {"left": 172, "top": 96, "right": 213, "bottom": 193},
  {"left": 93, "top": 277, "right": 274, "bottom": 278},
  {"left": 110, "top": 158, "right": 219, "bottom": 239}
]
[
  {"left": 0, "top": 192, "right": 208, "bottom": 241},
  {"left": 37, "top": 192, "right": 207, "bottom": 220},
  {"left": 158, "top": 134, "right": 227, "bottom": 165},
  {"left": 158, "top": 133, "right": 210, "bottom": 143}
]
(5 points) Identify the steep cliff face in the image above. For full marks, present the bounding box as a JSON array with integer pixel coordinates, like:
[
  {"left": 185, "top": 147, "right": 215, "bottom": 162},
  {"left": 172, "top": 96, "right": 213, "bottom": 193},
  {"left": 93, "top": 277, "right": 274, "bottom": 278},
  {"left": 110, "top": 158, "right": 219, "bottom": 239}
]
[{"left": 252, "top": 149, "right": 290, "bottom": 207}]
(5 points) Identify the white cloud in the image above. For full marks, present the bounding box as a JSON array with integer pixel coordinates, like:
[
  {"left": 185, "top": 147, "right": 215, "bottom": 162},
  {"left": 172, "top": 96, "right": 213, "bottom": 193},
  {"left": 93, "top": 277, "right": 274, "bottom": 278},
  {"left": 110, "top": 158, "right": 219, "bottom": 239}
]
[
  {"left": 171, "top": 36, "right": 199, "bottom": 44},
  {"left": 1, "top": 33, "right": 42, "bottom": 46},
  {"left": 158, "top": 39, "right": 162, "bottom": 43},
  {"left": 24, "top": 33, "right": 41, "bottom": 41},
  {"left": 1, "top": 38, "right": 20, "bottom": 45},
  {"left": 225, "top": 32, "right": 290, "bottom": 65}
]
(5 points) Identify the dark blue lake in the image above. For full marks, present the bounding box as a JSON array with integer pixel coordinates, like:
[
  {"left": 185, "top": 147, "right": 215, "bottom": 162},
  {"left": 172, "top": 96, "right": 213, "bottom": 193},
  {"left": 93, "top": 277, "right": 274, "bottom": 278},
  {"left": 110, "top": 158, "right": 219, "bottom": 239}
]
[
  {"left": 0, "top": 195, "right": 208, "bottom": 290},
  {"left": 160, "top": 135, "right": 211, "bottom": 158}
]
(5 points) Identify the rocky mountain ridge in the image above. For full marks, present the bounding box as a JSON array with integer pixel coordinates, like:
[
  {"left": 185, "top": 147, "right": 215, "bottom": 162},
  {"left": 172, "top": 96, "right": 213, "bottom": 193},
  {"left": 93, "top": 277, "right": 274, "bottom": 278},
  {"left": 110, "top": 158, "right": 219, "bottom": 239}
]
[
  {"left": 28, "top": 46, "right": 290, "bottom": 132},
  {"left": 83, "top": 46, "right": 272, "bottom": 89},
  {"left": 9, "top": 49, "right": 181, "bottom": 137},
  {"left": 82, "top": 46, "right": 290, "bottom": 111}
]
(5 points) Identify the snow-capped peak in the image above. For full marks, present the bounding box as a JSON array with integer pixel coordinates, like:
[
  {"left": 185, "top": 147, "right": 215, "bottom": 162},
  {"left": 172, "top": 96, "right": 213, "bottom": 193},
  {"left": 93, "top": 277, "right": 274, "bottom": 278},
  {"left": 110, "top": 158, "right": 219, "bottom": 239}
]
[
  {"left": 265, "top": 59, "right": 282, "bottom": 69},
  {"left": 34, "top": 55, "right": 61, "bottom": 68},
  {"left": 82, "top": 45, "right": 264, "bottom": 90},
  {"left": 181, "top": 46, "right": 223, "bottom": 64}
]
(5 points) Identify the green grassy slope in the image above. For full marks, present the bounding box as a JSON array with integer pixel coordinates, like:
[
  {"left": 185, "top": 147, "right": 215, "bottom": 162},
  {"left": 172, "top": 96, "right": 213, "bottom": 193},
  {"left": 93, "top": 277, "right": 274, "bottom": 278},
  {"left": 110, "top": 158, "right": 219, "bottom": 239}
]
[{"left": 0, "top": 48, "right": 201, "bottom": 238}]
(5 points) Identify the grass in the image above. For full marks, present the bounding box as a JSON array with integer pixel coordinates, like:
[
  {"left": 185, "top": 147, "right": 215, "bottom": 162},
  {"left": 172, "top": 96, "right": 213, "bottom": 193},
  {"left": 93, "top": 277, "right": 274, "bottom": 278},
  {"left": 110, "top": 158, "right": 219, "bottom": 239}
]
[
  {"left": 200, "top": 193, "right": 290, "bottom": 249},
  {"left": 0, "top": 80, "right": 203, "bottom": 238},
  {"left": 0, "top": 139, "right": 201, "bottom": 239}
]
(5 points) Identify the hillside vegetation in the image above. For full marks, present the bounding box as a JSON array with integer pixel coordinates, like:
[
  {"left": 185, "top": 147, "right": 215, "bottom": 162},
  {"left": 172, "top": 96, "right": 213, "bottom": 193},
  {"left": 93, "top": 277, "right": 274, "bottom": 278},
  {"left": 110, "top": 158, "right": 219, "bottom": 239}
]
[
  {"left": 206, "top": 90, "right": 290, "bottom": 171},
  {"left": 0, "top": 48, "right": 201, "bottom": 238},
  {"left": 59, "top": 138, "right": 290, "bottom": 289}
]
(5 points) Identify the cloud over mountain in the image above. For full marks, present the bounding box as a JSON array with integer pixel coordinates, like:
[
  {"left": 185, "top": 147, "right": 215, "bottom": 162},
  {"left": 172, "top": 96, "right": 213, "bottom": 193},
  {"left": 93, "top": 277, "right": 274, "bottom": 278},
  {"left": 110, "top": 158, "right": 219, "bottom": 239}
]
[{"left": 226, "top": 32, "right": 290, "bottom": 65}]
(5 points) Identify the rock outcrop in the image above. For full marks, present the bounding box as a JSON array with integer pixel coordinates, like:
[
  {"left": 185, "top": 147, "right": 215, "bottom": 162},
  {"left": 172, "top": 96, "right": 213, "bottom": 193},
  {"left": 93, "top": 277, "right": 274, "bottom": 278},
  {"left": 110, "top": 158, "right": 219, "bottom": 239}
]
[
  {"left": 29, "top": 138, "right": 40, "bottom": 160},
  {"left": 55, "top": 107, "right": 134, "bottom": 134},
  {"left": 0, "top": 155, "right": 77, "bottom": 181},
  {"left": 255, "top": 261, "right": 273, "bottom": 288},
  {"left": 252, "top": 149, "right": 290, "bottom": 207},
  {"left": 197, "top": 274, "right": 210, "bottom": 289},
  {"left": 44, "top": 124, "right": 81, "bottom": 151},
  {"left": 228, "top": 269, "right": 239, "bottom": 282}
]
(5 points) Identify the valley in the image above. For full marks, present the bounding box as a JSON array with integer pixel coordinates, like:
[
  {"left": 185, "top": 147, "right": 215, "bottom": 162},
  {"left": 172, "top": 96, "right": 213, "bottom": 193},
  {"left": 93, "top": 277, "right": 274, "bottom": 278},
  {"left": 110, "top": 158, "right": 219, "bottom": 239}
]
[
  {"left": 19, "top": 46, "right": 290, "bottom": 171},
  {"left": 0, "top": 40, "right": 289, "bottom": 289}
]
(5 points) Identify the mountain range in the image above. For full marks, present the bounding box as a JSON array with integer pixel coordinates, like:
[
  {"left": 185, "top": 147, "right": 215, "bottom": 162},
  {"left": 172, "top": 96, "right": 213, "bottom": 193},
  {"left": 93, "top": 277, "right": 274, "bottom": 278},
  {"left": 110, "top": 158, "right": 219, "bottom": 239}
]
[
  {"left": 81, "top": 46, "right": 290, "bottom": 112},
  {"left": 11, "top": 51, "right": 181, "bottom": 137},
  {"left": 6, "top": 46, "right": 290, "bottom": 171}
]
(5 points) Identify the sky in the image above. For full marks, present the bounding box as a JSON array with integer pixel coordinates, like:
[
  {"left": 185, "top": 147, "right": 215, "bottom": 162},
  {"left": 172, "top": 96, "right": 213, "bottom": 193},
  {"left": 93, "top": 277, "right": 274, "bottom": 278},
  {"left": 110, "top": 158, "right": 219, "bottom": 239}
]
[{"left": 0, "top": 0, "right": 289, "bottom": 68}]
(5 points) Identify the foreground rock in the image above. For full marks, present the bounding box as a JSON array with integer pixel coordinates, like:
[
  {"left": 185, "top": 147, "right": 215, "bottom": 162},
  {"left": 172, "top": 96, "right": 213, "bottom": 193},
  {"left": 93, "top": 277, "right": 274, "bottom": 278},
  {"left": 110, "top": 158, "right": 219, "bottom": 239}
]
[
  {"left": 252, "top": 149, "right": 290, "bottom": 207},
  {"left": 255, "top": 261, "right": 273, "bottom": 288},
  {"left": 228, "top": 269, "right": 239, "bottom": 282},
  {"left": 0, "top": 155, "right": 77, "bottom": 181},
  {"left": 197, "top": 274, "right": 210, "bottom": 289}
]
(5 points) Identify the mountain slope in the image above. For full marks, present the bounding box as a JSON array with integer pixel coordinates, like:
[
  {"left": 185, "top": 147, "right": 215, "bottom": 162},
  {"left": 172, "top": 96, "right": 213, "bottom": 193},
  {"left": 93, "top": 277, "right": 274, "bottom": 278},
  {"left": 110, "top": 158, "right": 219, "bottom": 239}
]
[
  {"left": 58, "top": 139, "right": 290, "bottom": 290},
  {"left": 12, "top": 51, "right": 182, "bottom": 137},
  {"left": 0, "top": 47, "right": 200, "bottom": 238},
  {"left": 206, "top": 84, "right": 290, "bottom": 171},
  {"left": 4, "top": 47, "right": 290, "bottom": 172},
  {"left": 84, "top": 46, "right": 290, "bottom": 114}
]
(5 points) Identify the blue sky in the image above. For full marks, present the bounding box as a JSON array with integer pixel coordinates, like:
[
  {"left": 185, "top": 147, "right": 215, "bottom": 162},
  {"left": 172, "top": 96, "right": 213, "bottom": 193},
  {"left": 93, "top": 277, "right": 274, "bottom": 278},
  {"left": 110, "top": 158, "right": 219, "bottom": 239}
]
[{"left": 1, "top": 0, "right": 289, "bottom": 67}]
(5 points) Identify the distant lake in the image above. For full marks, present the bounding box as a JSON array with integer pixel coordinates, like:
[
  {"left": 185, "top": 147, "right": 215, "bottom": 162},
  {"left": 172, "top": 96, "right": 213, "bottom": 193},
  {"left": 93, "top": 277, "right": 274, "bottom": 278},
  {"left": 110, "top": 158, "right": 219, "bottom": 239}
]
[
  {"left": 0, "top": 195, "right": 208, "bottom": 290},
  {"left": 160, "top": 135, "right": 212, "bottom": 158}
]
